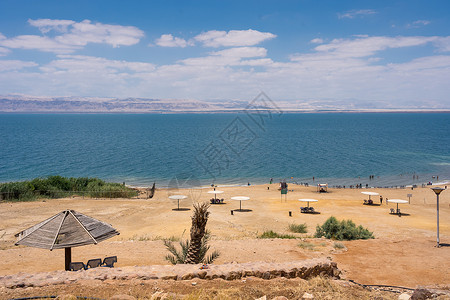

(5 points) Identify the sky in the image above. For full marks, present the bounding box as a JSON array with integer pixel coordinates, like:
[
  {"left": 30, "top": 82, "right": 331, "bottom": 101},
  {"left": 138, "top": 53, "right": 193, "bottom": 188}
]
[{"left": 0, "top": 0, "right": 449, "bottom": 108}]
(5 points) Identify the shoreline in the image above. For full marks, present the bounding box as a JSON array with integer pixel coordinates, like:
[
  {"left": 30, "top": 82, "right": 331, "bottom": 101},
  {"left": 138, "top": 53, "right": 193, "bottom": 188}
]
[
  {"left": 2, "top": 174, "right": 448, "bottom": 190},
  {"left": 2, "top": 110, "right": 450, "bottom": 114}
]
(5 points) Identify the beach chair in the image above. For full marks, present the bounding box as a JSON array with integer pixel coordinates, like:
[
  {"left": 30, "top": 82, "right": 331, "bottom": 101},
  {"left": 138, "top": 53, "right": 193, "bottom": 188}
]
[
  {"left": 70, "top": 262, "right": 86, "bottom": 271},
  {"left": 210, "top": 198, "right": 215, "bottom": 204},
  {"left": 300, "top": 207, "right": 305, "bottom": 213},
  {"left": 397, "top": 209, "right": 401, "bottom": 215},
  {"left": 309, "top": 207, "right": 315, "bottom": 213},
  {"left": 220, "top": 198, "right": 224, "bottom": 203},
  {"left": 390, "top": 208, "right": 395, "bottom": 214},
  {"left": 364, "top": 200, "right": 368, "bottom": 204},
  {"left": 86, "top": 258, "right": 102, "bottom": 269},
  {"left": 102, "top": 256, "right": 117, "bottom": 268}
]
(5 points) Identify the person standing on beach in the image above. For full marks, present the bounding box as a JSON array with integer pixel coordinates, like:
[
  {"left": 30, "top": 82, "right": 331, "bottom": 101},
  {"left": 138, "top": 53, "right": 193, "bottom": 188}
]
[{"left": 380, "top": 195, "right": 383, "bottom": 205}]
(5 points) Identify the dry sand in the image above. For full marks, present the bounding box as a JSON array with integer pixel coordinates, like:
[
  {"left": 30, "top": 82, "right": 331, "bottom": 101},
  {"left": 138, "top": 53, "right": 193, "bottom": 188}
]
[{"left": 0, "top": 183, "right": 449, "bottom": 288}]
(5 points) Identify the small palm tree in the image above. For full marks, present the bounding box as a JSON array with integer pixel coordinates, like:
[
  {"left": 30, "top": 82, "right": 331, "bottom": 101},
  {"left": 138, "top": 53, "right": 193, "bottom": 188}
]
[
  {"left": 185, "top": 202, "right": 210, "bottom": 264},
  {"left": 164, "top": 202, "right": 219, "bottom": 264},
  {"left": 164, "top": 230, "right": 219, "bottom": 265}
]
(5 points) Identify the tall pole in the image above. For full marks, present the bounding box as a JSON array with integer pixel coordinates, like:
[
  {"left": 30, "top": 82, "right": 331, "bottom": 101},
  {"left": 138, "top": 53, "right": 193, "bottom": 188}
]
[
  {"left": 437, "top": 193, "right": 440, "bottom": 247},
  {"left": 431, "top": 187, "right": 444, "bottom": 248}
]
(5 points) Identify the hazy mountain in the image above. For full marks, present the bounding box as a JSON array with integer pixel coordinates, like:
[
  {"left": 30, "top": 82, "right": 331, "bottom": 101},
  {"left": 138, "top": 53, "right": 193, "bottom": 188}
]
[{"left": 0, "top": 95, "right": 447, "bottom": 113}]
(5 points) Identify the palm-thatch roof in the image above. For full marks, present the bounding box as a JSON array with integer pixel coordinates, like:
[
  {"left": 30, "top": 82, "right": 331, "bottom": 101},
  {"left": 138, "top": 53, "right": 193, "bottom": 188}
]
[{"left": 15, "top": 210, "right": 119, "bottom": 250}]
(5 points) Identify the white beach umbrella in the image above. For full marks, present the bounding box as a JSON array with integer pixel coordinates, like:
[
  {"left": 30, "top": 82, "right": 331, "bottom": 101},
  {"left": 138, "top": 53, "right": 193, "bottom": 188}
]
[
  {"left": 298, "top": 198, "right": 318, "bottom": 207},
  {"left": 207, "top": 190, "right": 224, "bottom": 200},
  {"left": 361, "top": 191, "right": 379, "bottom": 201},
  {"left": 231, "top": 196, "right": 250, "bottom": 211},
  {"left": 169, "top": 195, "right": 188, "bottom": 210},
  {"left": 387, "top": 199, "right": 408, "bottom": 213}
]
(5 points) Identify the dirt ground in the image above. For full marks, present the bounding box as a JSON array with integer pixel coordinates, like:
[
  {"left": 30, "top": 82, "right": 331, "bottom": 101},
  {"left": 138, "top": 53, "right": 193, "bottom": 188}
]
[
  {"left": 1, "top": 276, "right": 407, "bottom": 300},
  {"left": 0, "top": 183, "right": 449, "bottom": 289}
]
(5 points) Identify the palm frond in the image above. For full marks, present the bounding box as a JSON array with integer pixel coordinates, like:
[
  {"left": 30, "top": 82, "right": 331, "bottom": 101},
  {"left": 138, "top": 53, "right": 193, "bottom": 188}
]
[
  {"left": 204, "top": 250, "right": 220, "bottom": 265},
  {"left": 165, "top": 254, "right": 177, "bottom": 265}
]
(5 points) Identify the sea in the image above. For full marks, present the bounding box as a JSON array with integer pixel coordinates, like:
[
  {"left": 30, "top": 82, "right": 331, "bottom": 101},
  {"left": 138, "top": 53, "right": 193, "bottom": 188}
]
[{"left": 0, "top": 113, "right": 449, "bottom": 188}]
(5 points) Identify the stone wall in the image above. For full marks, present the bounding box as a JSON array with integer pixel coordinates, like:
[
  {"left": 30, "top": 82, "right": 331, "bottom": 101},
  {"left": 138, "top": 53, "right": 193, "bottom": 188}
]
[{"left": 0, "top": 258, "right": 340, "bottom": 289}]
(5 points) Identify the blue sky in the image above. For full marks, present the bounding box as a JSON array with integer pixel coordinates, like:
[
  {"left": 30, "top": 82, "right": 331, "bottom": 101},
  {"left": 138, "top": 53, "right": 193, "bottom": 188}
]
[{"left": 0, "top": 0, "right": 449, "bottom": 108}]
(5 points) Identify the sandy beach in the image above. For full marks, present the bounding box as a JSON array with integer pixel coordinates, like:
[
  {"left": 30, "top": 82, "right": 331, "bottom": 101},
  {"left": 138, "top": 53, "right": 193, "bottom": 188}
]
[{"left": 1, "top": 183, "right": 449, "bottom": 290}]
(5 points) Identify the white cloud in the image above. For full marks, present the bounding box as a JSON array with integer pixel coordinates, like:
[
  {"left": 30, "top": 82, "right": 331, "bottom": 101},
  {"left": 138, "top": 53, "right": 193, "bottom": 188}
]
[
  {"left": 41, "top": 55, "right": 156, "bottom": 73},
  {"left": 407, "top": 20, "right": 431, "bottom": 28},
  {"left": 0, "top": 19, "right": 144, "bottom": 53},
  {"left": 194, "top": 29, "right": 276, "bottom": 47},
  {"left": 0, "top": 60, "right": 37, "bottom": 72},
  {"left": 0, "top": 47, "right": 10, "bottom": 56},
  {"left": 155, "top": 34, "right": 190, "bottom": 47},
  {"left": 310, "top": 38, "right": 324, "bottom": 44},
  {"left": 303, "top": 36, "right": 438, "bottom": 59},
  {"left": 54, "top": 20, "right": 144, "bottom": 48},
  {"left": 180, "top": 47, "right": 267, "bottom": 66},
  {"left": 211, "top": 47, "right": 267, "bottom": 58},
  {"left": 0, "top": 35, "right": 79, "bottom": 53},
  {"left": 414, "top": 20, "right": 431, "bottom": 26},
  {"left": 28, "top": 19, "right": 75, "bottom": 33},
  {"left": 338, "top": 9, "right": 377, "bottom": 19},
  {"left": 433, "top": 36, "right": 450, "bottom": 52}
]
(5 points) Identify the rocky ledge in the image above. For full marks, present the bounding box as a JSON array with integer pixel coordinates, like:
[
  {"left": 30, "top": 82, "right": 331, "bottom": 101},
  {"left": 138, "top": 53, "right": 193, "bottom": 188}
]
[{"left": 0, "top": 259, "right": 340, "bottom": 289}]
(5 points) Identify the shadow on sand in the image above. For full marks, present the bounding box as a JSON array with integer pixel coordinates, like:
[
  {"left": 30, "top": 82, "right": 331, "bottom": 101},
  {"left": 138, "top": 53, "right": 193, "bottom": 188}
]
[{"left": 389, "top": 212, "right": 410, "bottom": 217}]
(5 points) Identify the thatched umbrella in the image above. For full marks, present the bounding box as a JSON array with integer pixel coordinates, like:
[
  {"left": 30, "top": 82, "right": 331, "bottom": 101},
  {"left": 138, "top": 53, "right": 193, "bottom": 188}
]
[{"left": 15, "top": 210, "right": 119, "bottom": 270}]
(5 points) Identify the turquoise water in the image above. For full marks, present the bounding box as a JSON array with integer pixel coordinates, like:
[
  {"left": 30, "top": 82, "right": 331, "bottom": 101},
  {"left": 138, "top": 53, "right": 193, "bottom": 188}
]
[{"left": 0, "top": 113, "right": 449, "bottom": 188}]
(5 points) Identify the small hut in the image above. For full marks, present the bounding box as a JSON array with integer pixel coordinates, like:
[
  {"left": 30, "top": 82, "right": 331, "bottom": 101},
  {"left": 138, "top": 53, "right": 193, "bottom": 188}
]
[{"left": 15, "top": 210, "right": 119, "bottom": 270}]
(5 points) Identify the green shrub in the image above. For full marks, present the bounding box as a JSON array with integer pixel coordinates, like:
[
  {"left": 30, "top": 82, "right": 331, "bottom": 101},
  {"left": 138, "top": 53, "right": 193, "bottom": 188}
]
[
  {"left": 0, "top": 176, "right": 137, "bottom": 201},
  {"left": 259, "top": 230, "right": 297, "bottom": 239},
  {"left": 288, "top": 223, "right": 308, "bottom": 233},
  {"left": 0, "top": 181, "right": 35, "bottom": 201},
  {"left": 314, "top": 216, "right": 374, "bottom": 240}
]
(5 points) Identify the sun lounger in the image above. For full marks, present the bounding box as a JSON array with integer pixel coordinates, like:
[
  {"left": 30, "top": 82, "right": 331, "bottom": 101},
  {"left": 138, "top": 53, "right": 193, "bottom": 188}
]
[
  {"left": 309, "top": 207, "right": 315, "bottom": 213},
  {"left": 364, "top": 200, "right": 368, "bottom": 204},
  {"left": 210, "top": 199, "right": 215, "bottom": 204},
  {"left": 102, "top": 256, "right": 117, "bottom": 268},
  {"left": 86, "top": 258, "right": 102, "bottom": 269},
  {"left": 70, "top": 262, "right": 86, "bottom": 271},
  {"left": 390, "top": 208, "right": 395, "bottom": 214}
]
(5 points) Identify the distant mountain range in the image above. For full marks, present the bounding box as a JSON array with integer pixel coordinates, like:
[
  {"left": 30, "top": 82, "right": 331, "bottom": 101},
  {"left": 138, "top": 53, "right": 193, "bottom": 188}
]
[{"left": 0, "top": 95, "right": 448, "bottom": 113}]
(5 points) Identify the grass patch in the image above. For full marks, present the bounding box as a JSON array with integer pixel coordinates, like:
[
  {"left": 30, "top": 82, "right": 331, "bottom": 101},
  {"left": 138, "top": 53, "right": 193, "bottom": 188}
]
[
  {"left": 314, "top": 216, "right": 374, "bottom": 240},
  {"left": 258, "top": 230, "right": 297, "bottom": 239},
  {"left": 298, "top": 241, "right": 316, "bottom": 250},
  {"left": 333, "top": 242, "right": 345, "bottom": 249},
  {"left": 288, "top": 223, "right": 308, "bottom": 233}
]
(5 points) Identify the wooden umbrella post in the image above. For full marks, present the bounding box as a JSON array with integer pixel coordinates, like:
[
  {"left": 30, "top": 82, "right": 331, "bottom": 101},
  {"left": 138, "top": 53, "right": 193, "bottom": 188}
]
[{"left": 65, "top": 247, "right": 71, "bottom": 271}]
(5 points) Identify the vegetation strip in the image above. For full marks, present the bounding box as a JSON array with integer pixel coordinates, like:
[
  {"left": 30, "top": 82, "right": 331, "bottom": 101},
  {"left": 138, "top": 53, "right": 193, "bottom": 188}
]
[{"left": 0, "top": 176, "right": 138, "bottom": 201}]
